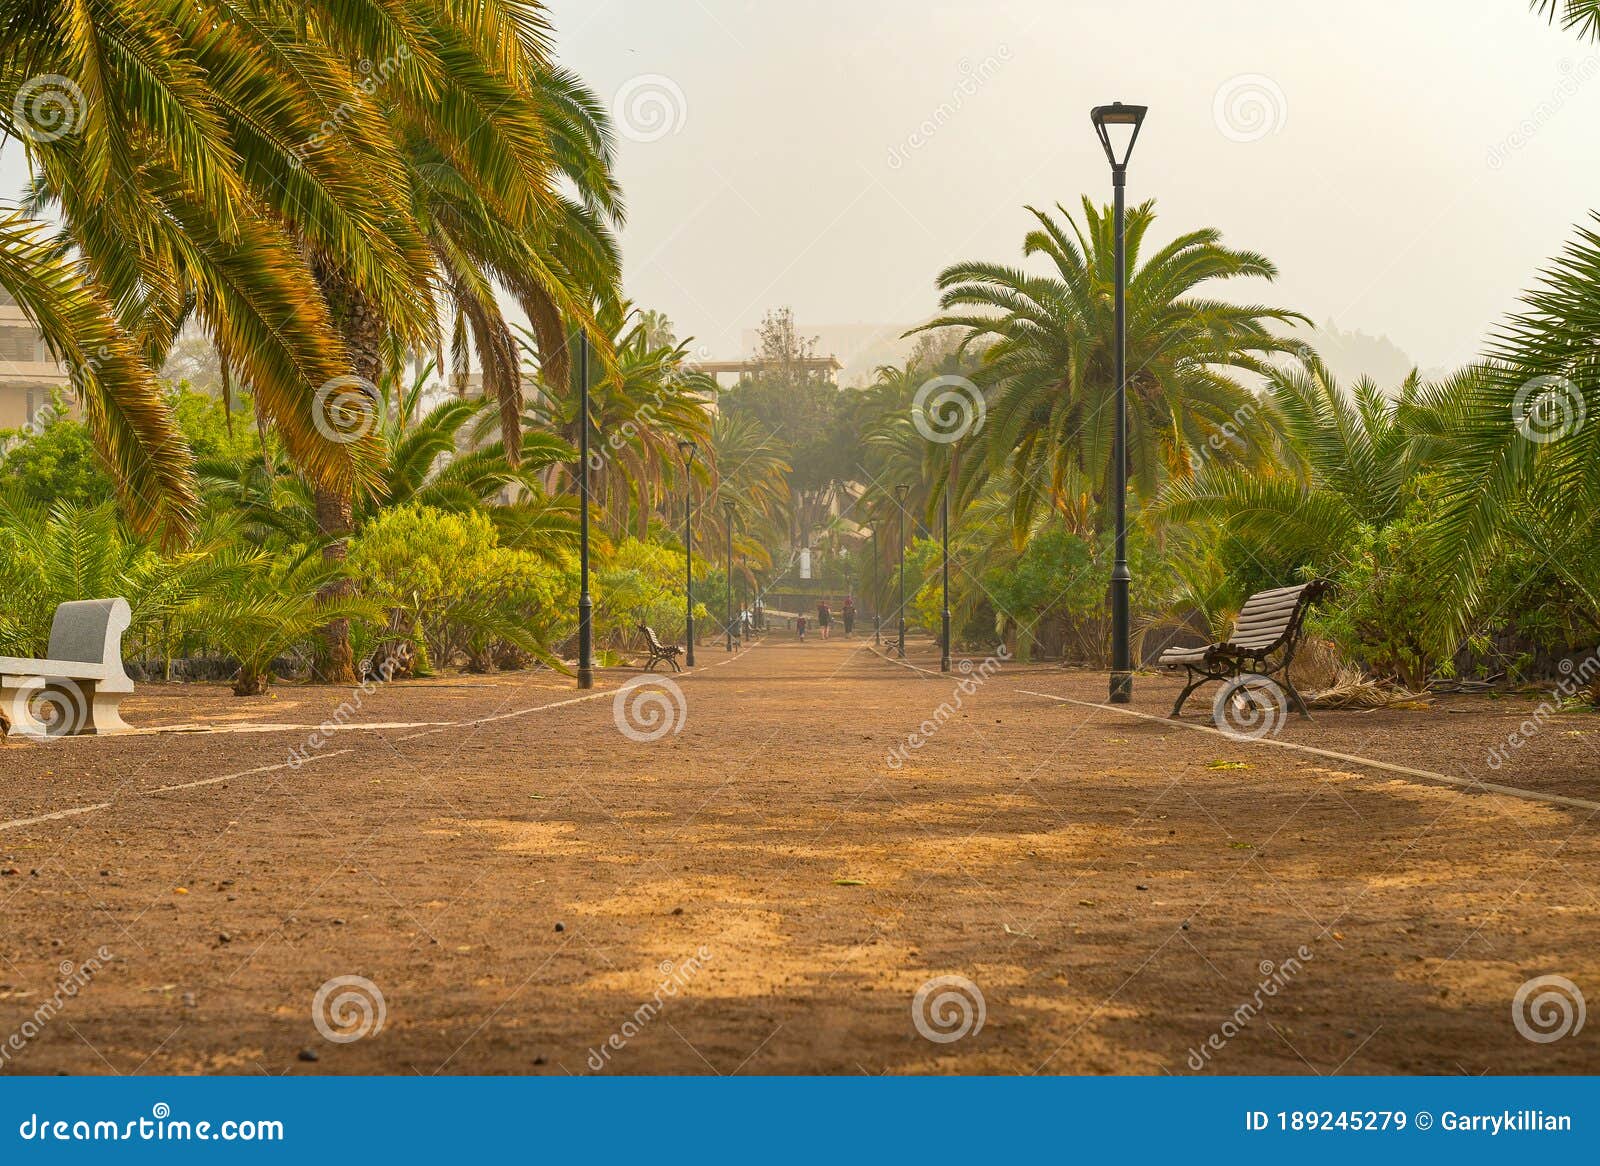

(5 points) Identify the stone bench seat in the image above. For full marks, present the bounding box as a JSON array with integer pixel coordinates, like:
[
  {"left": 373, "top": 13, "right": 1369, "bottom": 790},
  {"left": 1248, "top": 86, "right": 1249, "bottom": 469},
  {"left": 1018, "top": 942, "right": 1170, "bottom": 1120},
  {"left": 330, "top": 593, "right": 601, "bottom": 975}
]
[{"left": 0, "top": 599, "right": 135, "bottom": 736}]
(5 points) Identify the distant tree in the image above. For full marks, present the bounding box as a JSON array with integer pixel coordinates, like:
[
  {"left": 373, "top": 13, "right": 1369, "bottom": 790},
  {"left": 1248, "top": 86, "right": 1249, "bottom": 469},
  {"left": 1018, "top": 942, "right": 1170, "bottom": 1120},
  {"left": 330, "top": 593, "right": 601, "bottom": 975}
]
[{"left": 720, "top": 308, "right": 851, "bottom": 548}]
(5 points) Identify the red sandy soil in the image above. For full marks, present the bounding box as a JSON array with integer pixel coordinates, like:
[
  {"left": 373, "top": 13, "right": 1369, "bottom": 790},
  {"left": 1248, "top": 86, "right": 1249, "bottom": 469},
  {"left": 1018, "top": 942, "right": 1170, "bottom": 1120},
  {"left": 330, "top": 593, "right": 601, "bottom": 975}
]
[{"left": 1, "top": 636, "right": 1597, "bottom": 1075}]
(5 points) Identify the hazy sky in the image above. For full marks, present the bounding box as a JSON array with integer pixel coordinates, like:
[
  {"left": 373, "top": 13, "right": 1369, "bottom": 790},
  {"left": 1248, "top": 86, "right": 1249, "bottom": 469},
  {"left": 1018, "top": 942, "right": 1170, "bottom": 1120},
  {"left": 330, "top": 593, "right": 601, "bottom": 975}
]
[
  {"left": 3, "top": 2, "right": 1595, "bottom": 380},
  {"left": 547, "top": 0, "right": 1600, "bottom": 375}
]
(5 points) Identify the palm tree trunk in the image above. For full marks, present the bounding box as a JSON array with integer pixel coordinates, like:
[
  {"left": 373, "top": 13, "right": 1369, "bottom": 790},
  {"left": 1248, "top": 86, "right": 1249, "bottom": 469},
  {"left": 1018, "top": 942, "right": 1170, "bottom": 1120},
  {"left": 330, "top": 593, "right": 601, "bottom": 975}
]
[{"left": 312, "top": 262, "right": 385, "bottom": 684}]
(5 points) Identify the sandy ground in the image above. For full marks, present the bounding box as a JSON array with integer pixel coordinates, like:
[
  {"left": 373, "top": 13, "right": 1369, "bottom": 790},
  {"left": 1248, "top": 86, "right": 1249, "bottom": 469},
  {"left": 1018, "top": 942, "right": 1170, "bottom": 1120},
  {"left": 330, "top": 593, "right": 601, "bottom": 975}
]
[{"left": 1, "top": 635, "right": 1597, "bottom": 1075}]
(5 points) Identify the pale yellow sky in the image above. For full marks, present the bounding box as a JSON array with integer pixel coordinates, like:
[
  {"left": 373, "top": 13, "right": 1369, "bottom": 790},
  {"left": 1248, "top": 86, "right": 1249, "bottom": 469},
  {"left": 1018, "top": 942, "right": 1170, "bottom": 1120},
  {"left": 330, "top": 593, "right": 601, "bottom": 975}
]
[
  {"left": 549, "top": 0, "right": 1600, "bottom": 376},
  {"left": 4, "top": 2, "right": 1595, "bottom": 382}
]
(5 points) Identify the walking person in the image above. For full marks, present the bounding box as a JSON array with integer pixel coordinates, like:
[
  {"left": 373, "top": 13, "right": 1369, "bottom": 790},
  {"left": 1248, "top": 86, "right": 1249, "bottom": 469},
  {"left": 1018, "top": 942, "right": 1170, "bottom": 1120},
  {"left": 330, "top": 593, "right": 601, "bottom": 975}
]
[
  {"left": 841, "top": 596, "right": 856, "bottom": 638},
  {"left": 796, "top": 614, "right": 807, "bottom": 641},
  {"left": 817, "top": 600, "right": 832, "bottom": 641}
]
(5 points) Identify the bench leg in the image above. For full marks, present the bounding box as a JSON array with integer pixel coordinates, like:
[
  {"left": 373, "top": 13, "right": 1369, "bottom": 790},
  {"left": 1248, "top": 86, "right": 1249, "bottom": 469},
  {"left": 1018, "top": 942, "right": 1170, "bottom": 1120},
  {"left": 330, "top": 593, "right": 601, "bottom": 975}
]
[
  {"left": 644, "top": 657, "right": 659, "bottom": 673},
  {"left": 1, "top": 679, "right": 130, "bottom": 736},
  {"left": 1279, "top": 673, "right": 1314, "bottom": 721},
  {"left": 1170, "top": 670, "right": 1212, "bottom": 718},
  {"left": 82, "top": 685, "right": 131, "bottom": 735},
  {"left": 1, "top": 678, "right": 50, "bottom": 735},
  {"left": 669, "top": 655, "right": 682, "bottom": 673}
]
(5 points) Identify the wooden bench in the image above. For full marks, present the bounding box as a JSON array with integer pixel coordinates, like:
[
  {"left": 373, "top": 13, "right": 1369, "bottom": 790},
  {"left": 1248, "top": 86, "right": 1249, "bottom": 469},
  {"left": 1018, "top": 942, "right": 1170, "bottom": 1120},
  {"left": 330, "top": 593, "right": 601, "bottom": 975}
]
[
  {"left": 638, "top": 624, "right": 682, "bottom": 673},
  {"left": 1158, "top": 581, "right": 1328, "bottom": 720},
  {"left": 0, "top": 599, "right": 135, "bottom": 736}
]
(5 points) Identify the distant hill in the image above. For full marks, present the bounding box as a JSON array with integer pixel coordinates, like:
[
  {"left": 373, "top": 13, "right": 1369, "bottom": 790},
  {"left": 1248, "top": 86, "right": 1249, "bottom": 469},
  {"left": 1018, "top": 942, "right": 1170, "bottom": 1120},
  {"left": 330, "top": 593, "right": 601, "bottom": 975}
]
[{"left": 1287, "top": 319, "right": 1450, "bottom": 391}]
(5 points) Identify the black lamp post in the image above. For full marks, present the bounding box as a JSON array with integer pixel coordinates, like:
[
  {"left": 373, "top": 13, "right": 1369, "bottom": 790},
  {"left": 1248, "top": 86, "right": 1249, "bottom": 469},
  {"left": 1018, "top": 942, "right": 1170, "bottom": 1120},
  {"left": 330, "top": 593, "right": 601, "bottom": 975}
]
[
  {"left": 723, "top": 500, "right": 736, "bottom": 651},
  {"left": 895, "top": 483, "right": 909, "bottom": 659},
  {"left": 872, "top": 526, "right": 881, "bottom": 647},
  {"left": 678, "top": 439, "right": 697, "bottom": 667},
  {"left": 576, "top": 332, "right": 594, "bottom": 689},
  {"left": 940, "top": 491, "right": 951, "bottom": 673},
  {"left": 1091, "top": 100, "right": 1147, "bottom": 705}
]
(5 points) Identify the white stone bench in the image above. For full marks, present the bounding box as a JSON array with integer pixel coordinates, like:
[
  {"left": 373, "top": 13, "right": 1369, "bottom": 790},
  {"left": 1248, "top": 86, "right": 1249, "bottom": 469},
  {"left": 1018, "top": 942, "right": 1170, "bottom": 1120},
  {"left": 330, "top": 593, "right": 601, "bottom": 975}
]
[{"left": 0, "top": 599, "right": 134, "bottom": 736}]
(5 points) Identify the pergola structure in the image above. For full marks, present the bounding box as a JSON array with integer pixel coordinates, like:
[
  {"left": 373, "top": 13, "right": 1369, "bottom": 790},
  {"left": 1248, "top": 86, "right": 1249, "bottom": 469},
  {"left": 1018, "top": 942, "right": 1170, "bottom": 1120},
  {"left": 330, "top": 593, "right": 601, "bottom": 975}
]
[{"left": 688, "top": 355, "right": 841, "bottom": 387}]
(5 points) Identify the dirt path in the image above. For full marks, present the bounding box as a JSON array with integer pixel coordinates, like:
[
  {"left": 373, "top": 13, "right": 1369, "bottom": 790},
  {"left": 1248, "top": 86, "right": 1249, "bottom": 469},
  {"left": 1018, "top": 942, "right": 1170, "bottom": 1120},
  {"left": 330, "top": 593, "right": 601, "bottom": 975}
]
[{"left": 2, "top": 637, "right": 1597, "bottom": 1075}]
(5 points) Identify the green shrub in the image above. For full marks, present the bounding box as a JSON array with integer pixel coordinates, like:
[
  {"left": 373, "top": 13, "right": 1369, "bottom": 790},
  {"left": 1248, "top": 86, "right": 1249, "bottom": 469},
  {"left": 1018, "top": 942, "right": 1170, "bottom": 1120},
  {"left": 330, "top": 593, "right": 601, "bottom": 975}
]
[{"left": 350, "top": 504, "right": 573, "bottom": 670}]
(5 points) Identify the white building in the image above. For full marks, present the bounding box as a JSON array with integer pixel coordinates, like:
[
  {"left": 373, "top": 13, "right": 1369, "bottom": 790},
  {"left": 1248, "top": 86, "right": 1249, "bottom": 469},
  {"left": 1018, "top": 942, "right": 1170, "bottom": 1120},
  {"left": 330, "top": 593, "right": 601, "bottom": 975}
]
[{"left": 0, "top": 287, "right": 69, "bottom": 430}]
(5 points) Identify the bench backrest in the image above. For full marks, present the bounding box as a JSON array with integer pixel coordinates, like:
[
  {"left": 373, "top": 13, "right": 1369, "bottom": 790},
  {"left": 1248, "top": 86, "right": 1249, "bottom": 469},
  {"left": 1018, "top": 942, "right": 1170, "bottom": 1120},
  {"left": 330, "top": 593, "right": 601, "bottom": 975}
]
[
  {"left": 638, "top": 624, "right": 665, "bottom": 651},
  {"left": 46, "top": 598, "right": 134, "bottom": 689},
  {"left": 1227, "top": 581, "right": 1327, "bottom": 653}
]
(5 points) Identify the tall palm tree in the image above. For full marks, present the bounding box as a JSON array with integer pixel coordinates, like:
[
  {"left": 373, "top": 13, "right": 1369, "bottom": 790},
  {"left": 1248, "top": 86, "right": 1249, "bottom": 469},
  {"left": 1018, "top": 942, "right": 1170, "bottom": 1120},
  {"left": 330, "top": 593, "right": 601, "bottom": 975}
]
[
  {"left": 285, "top": 1, "right": 623, "bottom": 679},
  {"left": 3, "top": 0, "right": 432, "bottom": 532},
  {"left": 915, "top": 198, "right": 1306, "bottom": 541}
]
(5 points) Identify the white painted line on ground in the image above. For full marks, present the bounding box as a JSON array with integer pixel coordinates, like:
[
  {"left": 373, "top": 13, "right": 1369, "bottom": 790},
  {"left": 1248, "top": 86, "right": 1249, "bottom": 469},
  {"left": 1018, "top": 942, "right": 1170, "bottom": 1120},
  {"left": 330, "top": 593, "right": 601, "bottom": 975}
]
[
  {"left": 394, "top": 645, "right": 754, "bottom": 741},
  {"left": 142, "top": 749, "right": 355, "bottom": 795},
  {"left": 0, "top": 801, "right": 114, "bottom": 833},
  {"left": 0, "top": 748, "right": 354, "bottom": 833},
  {"left": 0, "top": 645, "right": 761, "bottom": 832},
  {"left": 1018, "top": 688, "right": 1600, "bottom": 815}
]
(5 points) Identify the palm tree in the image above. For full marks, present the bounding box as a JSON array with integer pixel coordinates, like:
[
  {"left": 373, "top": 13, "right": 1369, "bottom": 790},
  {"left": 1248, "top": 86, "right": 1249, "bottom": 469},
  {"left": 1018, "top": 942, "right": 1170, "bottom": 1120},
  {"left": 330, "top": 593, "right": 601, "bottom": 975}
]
[
  {"left": 1421, "top": 215, "right": 1600, "bottom": 643},
  {"left": 197, "top": 550, "right": 378, "bottom": 696},
  {"left": 709, "top": 412, "right": 791, "bottom": 548},
  {"left": 1535, "top": 1, "right": 1600, "bottom": 41},
  {"left": 3, "top": 0, "right": 429, "bottom": 525},
  {"left": 3, "top": 2, "right": 625, "bottom": 678},
  {"left": 1156, "top": 357, "right": 1426, "bottom": 574},
  {"left": 915, "top": 198, "right": 1306, "bottom": 541},
  {"left": 0, "top": 213, "right": 196, "bottom": 538},
  {"left": 524, "top": 305, "right": 716, "bottom": 540}
]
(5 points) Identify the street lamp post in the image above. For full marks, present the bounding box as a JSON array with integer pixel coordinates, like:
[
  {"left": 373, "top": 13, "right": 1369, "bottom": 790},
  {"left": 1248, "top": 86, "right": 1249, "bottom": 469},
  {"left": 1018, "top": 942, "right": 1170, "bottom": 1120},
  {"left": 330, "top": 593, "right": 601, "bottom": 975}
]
[
  {"left": 576, "top": 332, "right": 594, "bottom": 690},
  {"left": 1091, "top": 100, "right": 1147, "bottom": 705},
  {"left": 940, "top": 491, "right": 951, "bottom": 673},
  {"left": 678, "top": 440, "right": 697, "bottom": 667},
  {"left": 723, "top": 500, "right": 736, "bottom": 651},
  {"left": 872, "top": 526, "right": 881, "bottom": 647},
  {"left": 895, "top": 484, "right": 909, "bottom": 659}
]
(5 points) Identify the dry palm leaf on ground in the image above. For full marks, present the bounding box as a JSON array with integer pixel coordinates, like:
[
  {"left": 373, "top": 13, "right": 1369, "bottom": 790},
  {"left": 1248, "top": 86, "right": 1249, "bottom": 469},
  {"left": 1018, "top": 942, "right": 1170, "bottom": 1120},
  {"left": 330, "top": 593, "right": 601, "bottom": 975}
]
[{"left": 1307, "top": 667, "right": 1431, "bottom": 710}]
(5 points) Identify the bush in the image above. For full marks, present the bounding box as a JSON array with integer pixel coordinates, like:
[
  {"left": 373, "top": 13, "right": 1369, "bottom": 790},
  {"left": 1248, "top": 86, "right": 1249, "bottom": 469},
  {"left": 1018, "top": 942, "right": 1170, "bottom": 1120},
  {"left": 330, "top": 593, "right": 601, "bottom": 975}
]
[
  {"left": 595, "top": 536, "right": 703, "bottom": 649},
  {"left": 350, "top": 505, "right": 573, "bottom": 670}
]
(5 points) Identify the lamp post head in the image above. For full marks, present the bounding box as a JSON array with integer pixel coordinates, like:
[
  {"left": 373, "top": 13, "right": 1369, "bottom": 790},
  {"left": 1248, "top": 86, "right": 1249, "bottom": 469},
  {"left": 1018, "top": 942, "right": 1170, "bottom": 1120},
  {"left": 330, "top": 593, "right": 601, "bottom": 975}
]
[
  {"left": 894, "top": 483, "right": 910, "bottom": 502},
  {"left": 1090, "top": 102, "right": 1147, "bottom": 171},
  {"left": 677, "top": 439, "right": 697, "bottom": 466}
]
